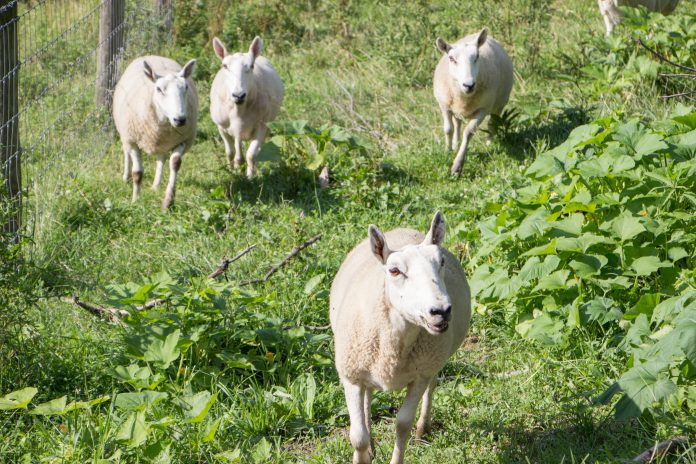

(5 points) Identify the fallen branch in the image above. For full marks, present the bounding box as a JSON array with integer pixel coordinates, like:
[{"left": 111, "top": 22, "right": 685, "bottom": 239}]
[
  {"left": 636, "top": 38, "right": 696, "bottom": 74},
  {"left": 631, "top": 437, "right": 687, "bottom": 463},
  {"left": 240, "top": 234, "right": 322, "bottom": 286},
  {"left": 63, "top": 296, "right": 128, "bottom": 324},
  {"left": 282, "top": 323, "right": 331, "bottom": 331},
  {"left": 208, "top": 244, "right": 256, "bottom": 279}
]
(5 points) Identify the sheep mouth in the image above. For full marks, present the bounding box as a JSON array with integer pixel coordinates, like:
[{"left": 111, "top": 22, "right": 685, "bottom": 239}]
[
  {"left": 233, "top": 97, "right": 246, "bottom": 105},
  {"left": 426, "top": 321, "right": 449, "bottom": 334}
]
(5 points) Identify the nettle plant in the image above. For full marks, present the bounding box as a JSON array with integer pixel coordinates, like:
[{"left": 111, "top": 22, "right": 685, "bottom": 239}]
[
  {"left": 581, "top": 9, "right": 696, "bottom": 96},
  {"left": 470, "top": 106, "right": 696, "bottom": 419},
  {"left": 1, "top": 276, "right": 331, "bottom": 460}
]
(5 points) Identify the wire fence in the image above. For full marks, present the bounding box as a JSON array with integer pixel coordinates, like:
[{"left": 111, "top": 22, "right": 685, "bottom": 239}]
[{"left": 0, "top": 0, "right": 168, "bottom": 248}]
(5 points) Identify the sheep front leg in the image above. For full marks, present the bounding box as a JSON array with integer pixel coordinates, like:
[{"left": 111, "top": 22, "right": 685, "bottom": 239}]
[
  {"left": 129, "top": 147, "right": 143, "bottom": 202},
  {"left": 234, "top": 137, "right": 243, "bottom": 170},
  {"left": 122, "top": 143, "right": 132, "bottom": 182},
  {"left": 245, "top": 125, "right": 267, "bottom": 178},
  {"left": 217, "top": 126, "right": 236, "bottom": 170},
  {"left": 389, "top": 379, "right": 430, "bottom": 464},
  {"left": 152, "top": 155, "right": 165, "bottom": 190},
  {"left": 415, "top": 377, "right": 437, "bottom": 440},
  {"left": 162, "top": 143, "right": 186, "bottom": 211},
  {"left": 452, "top": 117, "right": 461, "bottom": 150},
  {"left": 451, "top": 109, "right": 486, "bottom": 176},
  {"left": 343, "top": 381, "right": 372, "bottom": 464},
  {"left": 440, "top": 106, "right": 454, "bottom": 151}
]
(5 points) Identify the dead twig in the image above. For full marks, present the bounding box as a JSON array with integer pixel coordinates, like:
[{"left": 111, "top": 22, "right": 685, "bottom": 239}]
[
  {"left": 282, "top": 323, "right": 331, "bottom": 331},
  {"left": 631, "top": 437, "right": 688, "bottom": 463},
  {"left": 63, "top": 296, "right": 128, "bottom": 324},
  {"left": 240, "top": 234, "right": 322, "bottom": 286},
  {"left": 636, "top": 38, "right": 696, "bottom": 73},
  {"left": 660, "top": 89, "right": 696, "bottom": 99},
  {"left": 208, "top": 244, "right": 256, "bottom": 279}
]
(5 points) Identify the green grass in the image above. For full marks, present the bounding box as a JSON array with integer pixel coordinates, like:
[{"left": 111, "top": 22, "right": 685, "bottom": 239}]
[{"left": 2, "top": 0, "right": 695, "bottom": 462}]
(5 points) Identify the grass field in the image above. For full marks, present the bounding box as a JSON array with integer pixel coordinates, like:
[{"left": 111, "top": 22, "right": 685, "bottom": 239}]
[{"left": 1, "top": 0, "right": 695, "bottom": 462}]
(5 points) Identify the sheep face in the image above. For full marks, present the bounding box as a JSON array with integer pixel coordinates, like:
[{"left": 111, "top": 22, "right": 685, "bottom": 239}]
[
  {"left": 369, "top": 212, "right": 452, "bottom": 335},
  {"left": 213, "top": 36, "right": 263, "bottom": 105},
  {"left": 436, "top": 28, "right": 488, "bottom": 95},
  {"left": 143, "top": 59, "right": 196, "bottom": 128}
]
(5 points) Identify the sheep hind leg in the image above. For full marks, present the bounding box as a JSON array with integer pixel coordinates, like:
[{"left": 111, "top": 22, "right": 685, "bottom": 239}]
[
  {"left": 415, "top": 377, "right": 437, "bottom": 440},
  {"left": 343, "top": 381, "right": 372, "bottom": 464},
  {"left": 389, "top": 379, "right": 431, "bottom": 464},
  {"left": 129, "top": 147, "right": 143, "bottom": 202},
  {"left": 451, "top": 109, "right": 486, "bottom": 177},
  {"left": 245, "top": 125, "right": 267, "bottom": 179},
  {"left": 364, "top": 389, "right": 375, "bottom": 458},
  {"left": 152, "top": 155, "right": 165, "bottom": 190},
  {"left": 162, "top": 143, "right": 186, "bottom": 211}
]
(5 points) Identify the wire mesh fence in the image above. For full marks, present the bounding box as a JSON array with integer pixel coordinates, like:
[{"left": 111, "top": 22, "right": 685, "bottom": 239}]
[{"left": 0, "top": 0, "right": 168, "bottom": 248}]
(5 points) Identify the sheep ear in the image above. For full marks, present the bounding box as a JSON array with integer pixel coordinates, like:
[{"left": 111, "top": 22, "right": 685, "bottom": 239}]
[
  {"left": 423, "top": 211, "right": 445, "bottom": 246},
  {"left": 476, "top": 28, "right": 488, "bottom": 48},
  {"left": 369, "top": 225, "right": 390, "bottom": 264},
  {"left": 179, "top": 59, "right": 196, "bottom": 79},
  {"left": 143, "top": 60, "right": 159, "bottom": 83},
  {"left": 212, "top": 37, "right": 227, "bottom": 60},
  {"left": 249, "top": 36, "right": 263, "bottom": 60},
  {"left": 436, "top": 37, "right": 452, "bottom": 54}
]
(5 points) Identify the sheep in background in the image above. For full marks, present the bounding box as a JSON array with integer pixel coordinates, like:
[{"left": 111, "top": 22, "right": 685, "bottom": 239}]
[
  {"left": 433, "top": 28, "right": 513, "bottom": 176},
  {"left": 330, "top": 212, "right": 471, "bottom": 464},
  {"left": 112, "top": 56, "right": 198, "bottom": 211},
  {"left": 210, "top": 36, "right": 284, "bottom": 178},
  {"left": 598, "top": 0, "right": 681, "bottom": 35}
]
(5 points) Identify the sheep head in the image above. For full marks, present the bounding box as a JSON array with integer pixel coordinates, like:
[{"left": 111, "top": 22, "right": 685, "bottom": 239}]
[
  {"left": 369, "top": 211, "right": 452, "bottom": 335},
  {"left": 143, "top": 59, "right": 196, "bottom": 128},
  {"left": 212, "top": 36, "right": 262, "bottom": 105},
  {"left": 436, "top": 28, "right": 488, "bottom": 95}
]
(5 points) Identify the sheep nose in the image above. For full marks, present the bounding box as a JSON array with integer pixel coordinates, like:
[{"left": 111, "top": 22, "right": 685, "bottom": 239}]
[
  {"left": 173, "top": 117, "right": 186, "bottom": 127},
  {"left": 429, "top": 305, "right": 452, "bottom": 321},
  {"left": 232, "top": 92, "right": 247, "bottom": 103},
  {"left": 462, "top": 83, "right": 475, "bottom": 93}
]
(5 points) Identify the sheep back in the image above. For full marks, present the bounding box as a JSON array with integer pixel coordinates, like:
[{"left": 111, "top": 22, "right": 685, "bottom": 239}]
[
  {"left": 210, "top": 57, "right": 284, "bottom": 141},
  {"left": 330, "top": 228, "right": 471, "bottom": 391},
  {"left": 434, "top": 33, "right": 513, "bottom": 119},
  {"left": 113, "top": 56, "right": 198, "bottom": 155}
]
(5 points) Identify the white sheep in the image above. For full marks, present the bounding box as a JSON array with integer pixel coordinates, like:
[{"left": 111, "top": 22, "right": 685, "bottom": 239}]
[
  {"left": 210, "top": 36, "right": 284, "bottom": 178},
  {"left": 112, "top": 56, "right": 198, "bottom": 211},
  {"left": 598, "top": 0, "right": 681, "bottom": 35},
  {"left": 330, "top": 211, "right": 471, "bottom": 464},
  {"left": 433, "top": 28, "right": 513, "bottom": 176}
]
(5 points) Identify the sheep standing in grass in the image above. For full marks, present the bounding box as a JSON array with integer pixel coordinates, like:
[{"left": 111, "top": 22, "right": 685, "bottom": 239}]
[
  {"left": 210, "top": 36, "right": 284, "bottom": 178},
  {"left": 434, "top": 28, "right": 513, "bottom": 176},
  {"left": 598, "top": 0, "right": 681, "bottom": 35},
  {"left": 330, "top": 212, "right": 471, "bottom": 464},
  {"left": 113, "top": 56, "right": 198, "bottom": 211}
]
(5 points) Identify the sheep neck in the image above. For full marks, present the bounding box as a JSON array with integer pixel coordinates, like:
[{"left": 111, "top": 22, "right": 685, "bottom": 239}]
[{"left": 380, "top": 291, "right": 422, "bottom": 360}]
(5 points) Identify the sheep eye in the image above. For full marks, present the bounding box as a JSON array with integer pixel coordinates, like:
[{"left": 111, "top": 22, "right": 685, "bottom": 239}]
[
  {"left": 222, "top": 64, "right": 228, "bottom": 70},
  {"left": 448, "top": 56, "right": 456, "bottom": 64},
  {"left": 156, "top": 87, "right": 163, "bottom": 94},
  {"left": 389, "top": 267, "right": 401, "bottom": 277}
]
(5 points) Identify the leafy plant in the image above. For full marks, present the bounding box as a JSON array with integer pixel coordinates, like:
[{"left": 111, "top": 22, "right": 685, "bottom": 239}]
[{"left": 469, "top": 107, "right": 696, "bottom": 419}]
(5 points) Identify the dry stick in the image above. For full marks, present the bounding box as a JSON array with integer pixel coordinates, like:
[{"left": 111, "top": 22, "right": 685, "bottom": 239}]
[
  {"left": 636, "top": 38, "right": 696, "bottom": 73},
  {"left": 207, "top": 244, "right": 256, "bottom": 279},
  {"left": 282, "top": 323, "right": 331, "bottom": 331},
  {"left": 239, "top": 234, "right": 322, "bottom": 286},
  {"left": 63, "top": 296, "right": 128, "bottom": 324},
  {"left": 631, "top": 437, "right": 687, "bottom": 463}
]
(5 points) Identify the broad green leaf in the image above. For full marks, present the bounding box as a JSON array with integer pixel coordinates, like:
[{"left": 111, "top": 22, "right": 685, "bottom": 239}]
[
  {"left": 581, "top": 297, "right": 621, "bottom": 324},
  {"left": 556, "top": 234, "right": 609, "bottom": 253},
  {"left": 610, "top": 215, "right": 645, "bottom": 242},
  {"left": 29, "top": 396, "right": 67, "bottom": 415},
  {"left": 143, "top": 330, "right": 181, "bottom": 369},
  {"left": 201, "top": 417, "right": 222, "bottom": 443},
  {"left": 621, "top": 314, "right": 651, "bottom": 348},
  {"left": 0, "top": 387, "right": 38, "bottom": 410},
  {"left": 251, "top": 437, "right": 273, "bottom": 464},
  {"left": 256, "top": 141, "right": 281, "bottom": 162},
  {"left": 550, "top": 213, "right": 584, "bottom": 237},
  {"left": 524, "top": 314, "right": 565, "bottom": 345},
  {"left": 520, "top": 238, "right": 557, "bottom": 257},
  {"left": 215, "top": 449, "right": 242, "bottom": 463},
  {"left": 175, "top": 391, "right": 217, "bottom": 423},
  {"left": 517, "top": 255, "right": 561, "bottom": 284},
  {"left": 533, "top": 270, "right": 571, "bottom": 291},
  {"left": 569, "top": 254, "right": 608, "bottom": 278},
  {"left": 634, "top": 133, "right": 668, "bottom": 159},
  {"left": 625, "top": 294, "right": 660, "bottom": 320},
  {"left": 612, "top": 155, "right": 635, "bottom": 173},
  {"left": 116, "top": 410, "right": 148, "bottom": 448},
  {"left": 615, "top": 360, "right": 676, "bottom": 419},
  {"left": 578, "top": 157, "right": 609, "bottom": 179},
  {"left": 115, "top": 391, "right": 169, "bottom": 411},
  {"left": 667, "top": 247, "right": 688, "bottom": 261},
  {"left": 303, "top": 274, "right": 324, "bottom": 295},
  {"left": 526, "top": 153, "right": 565, "bottom": 179},
  {"left": 673, "top": 113, "right": 696, "bottom": 129},
  {"left": 629, "top": 256, "right": 671, "bottom": 276},
  {"left": 516, "top": 207, "right": 550, "bottom": 240}
]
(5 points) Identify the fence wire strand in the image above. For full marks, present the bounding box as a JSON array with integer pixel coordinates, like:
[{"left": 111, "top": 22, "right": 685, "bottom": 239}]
[{"left": 0, "top": 0, "right": 166, "bottom": 248}]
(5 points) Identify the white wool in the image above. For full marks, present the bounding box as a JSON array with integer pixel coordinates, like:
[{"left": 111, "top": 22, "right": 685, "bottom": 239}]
[{"left": 598, "top": 0, "right": 681, "bottom": 35}]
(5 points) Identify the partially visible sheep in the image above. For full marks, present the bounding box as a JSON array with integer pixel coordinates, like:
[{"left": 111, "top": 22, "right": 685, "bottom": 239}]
[
  {"left": 330, "top": 212, "right": 471, "bottom": 464},
  {"left": 433, "top": 28, "right": 513, "bottom": 176},
  {"left": 112, "top": 56, "right": 198, "bottom": 211},
  {"left": 210, "top": 36, "right": 284, "bottom": 178},
  {"left": 598, "top": 0, "right": 681, "bottom": 35}
]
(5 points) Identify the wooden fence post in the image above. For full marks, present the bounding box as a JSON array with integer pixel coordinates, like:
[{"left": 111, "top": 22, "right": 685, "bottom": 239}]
[
  {"left": 95, "top": 0, "right": 125, "bottom": 110},
  {"left": 0, "top": 0, "right": 21, "bottom": 237}
]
